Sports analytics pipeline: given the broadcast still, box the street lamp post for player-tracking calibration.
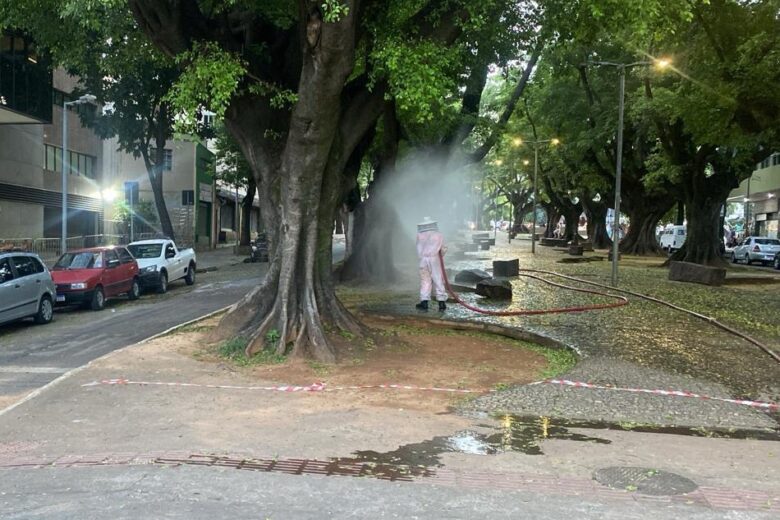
[512,138,559,254]
[61,93,96,255]
[588,58,669,286]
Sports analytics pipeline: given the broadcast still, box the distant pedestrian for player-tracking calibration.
[415,217,447,312]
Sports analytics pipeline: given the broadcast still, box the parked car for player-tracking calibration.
[127,239,196,294]
[660,225,686,252]
[0,252,55,326]
[732,237,780,266]
[51,246,140,310]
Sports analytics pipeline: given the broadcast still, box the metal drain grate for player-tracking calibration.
[154,454,433,482]
[593,466,698,496]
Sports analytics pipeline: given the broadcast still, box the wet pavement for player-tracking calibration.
[362,235,780,430]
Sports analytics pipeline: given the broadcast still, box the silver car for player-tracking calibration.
[0,252,56,326]
[732,237,780,266]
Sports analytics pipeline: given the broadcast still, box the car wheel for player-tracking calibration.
[91,286,105,311]
[128,277,141,300]
[185,263,196,285]
[746,255,752,265]
[774,256,780,270]
[731,252,738,264]
[33,296,53,324]
[157,271,168,294]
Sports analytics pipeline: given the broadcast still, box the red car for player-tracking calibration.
[51,246,141,310]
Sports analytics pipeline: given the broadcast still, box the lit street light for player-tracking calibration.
[61,93,96,255]
[511,137,560,254]
[587,58,670,286]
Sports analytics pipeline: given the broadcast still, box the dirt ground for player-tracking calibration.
[173,314,553,413]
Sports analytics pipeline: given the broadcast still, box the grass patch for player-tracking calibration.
[217,337,286,367]
[525,344,577,379]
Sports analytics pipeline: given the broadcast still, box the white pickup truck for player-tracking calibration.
[127,239,197,293]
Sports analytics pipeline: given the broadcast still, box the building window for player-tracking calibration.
[43,144,96,179]
[45,144,57,171]
[153,148,173,171]
[773,155,780,166]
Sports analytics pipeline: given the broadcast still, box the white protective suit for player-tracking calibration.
[416,229,447,302]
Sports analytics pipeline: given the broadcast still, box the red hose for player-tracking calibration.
[439,252,629,316]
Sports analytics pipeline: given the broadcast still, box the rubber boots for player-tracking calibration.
[415,300,429,311]
[438,301,447,312]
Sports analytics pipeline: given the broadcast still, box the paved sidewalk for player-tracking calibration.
[196,246,246,271]
[0,320,778,517]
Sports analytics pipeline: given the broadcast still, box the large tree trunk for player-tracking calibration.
[670,181,732,266]
[142,145,176,241]
[214,5,359,362]
[543,204,560,238]
[620,199,672,256]
[562,203,582,242]
[240,178,256,246]
[666,150,748,266]
[582,197,611,249]
[512,202,532,234]
[340,101,401,282]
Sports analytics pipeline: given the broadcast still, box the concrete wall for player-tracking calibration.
[0,200,42,238]
[0,123,44,188]
[0,69,104,238]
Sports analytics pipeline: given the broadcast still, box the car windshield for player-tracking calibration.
[755,238,780,245]
[128,244,163,258]
[54,252,103,269]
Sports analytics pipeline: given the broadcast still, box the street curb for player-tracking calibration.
[0,305,231,419]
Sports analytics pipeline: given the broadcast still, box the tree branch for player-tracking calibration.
[465,40,544,164]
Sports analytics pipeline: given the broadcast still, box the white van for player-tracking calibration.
[660,225,686,252]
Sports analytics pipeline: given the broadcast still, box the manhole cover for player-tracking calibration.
[593,466,698,496]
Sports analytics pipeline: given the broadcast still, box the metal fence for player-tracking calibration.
[0,234,125,262]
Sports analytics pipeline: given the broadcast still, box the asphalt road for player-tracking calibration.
[0,241,347,403]
[0,268,263,399]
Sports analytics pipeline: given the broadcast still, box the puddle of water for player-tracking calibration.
[335,415,780,476]
[335,416,612,475]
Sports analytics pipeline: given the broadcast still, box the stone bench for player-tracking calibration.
[455,269,492,284]
[493,259,519,277]
[668,261,726,287]
[476,279,513,300]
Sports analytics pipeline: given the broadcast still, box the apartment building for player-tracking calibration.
[102,137,216,248]
[1,30,217,251]
[1,31,105,244]
[728,152,780,238]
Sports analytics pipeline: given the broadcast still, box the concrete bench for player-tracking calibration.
[668,261,726,287]
[493,259,519,277]
[476,279,513,300]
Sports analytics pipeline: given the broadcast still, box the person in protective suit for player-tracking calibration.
[415,217,447,312]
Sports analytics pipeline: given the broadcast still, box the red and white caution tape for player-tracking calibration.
[537,379,780,410]
[82,379,485,394]
[83,378,780,410]
[82,379,328,393]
